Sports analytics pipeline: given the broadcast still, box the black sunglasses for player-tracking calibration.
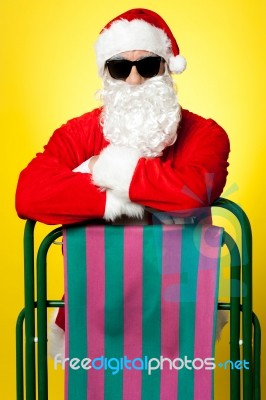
[105,56,164,80]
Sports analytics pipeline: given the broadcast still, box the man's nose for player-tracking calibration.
[125,66,145,85]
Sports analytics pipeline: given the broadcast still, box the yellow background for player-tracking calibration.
[1,0,265,398]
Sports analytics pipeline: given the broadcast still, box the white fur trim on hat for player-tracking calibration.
[95,19,175,76]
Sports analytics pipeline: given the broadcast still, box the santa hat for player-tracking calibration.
[95,8,187,77]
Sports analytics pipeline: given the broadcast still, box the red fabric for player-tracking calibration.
[103,8,181,56]
[55,295,65,330]
[16,108,108,225]
[16,108,230,225]
[130,110,230,214]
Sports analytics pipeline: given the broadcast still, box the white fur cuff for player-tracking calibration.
[92,144,141,198]
[104,189,144,221]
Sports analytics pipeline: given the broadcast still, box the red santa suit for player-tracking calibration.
[16,106,230,336]
[15,7,231,354]
[15,107,230,226]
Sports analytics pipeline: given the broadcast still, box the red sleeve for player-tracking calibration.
[16,110,108,225]
[129,110,230,215]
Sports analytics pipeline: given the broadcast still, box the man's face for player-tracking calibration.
[99,55,180,157]
[106,50,166,85]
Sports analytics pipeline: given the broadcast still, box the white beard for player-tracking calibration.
[98,74,181,158]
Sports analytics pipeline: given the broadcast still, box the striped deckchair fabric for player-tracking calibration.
[63,223,223,400]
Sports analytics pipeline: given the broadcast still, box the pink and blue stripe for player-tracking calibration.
[64,223,223,400]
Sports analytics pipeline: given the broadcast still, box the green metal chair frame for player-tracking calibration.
[16,198,261,399]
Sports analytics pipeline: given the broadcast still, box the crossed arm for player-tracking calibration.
[16,109,230,225]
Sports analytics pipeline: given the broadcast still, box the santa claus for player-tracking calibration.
[16,8,230,356]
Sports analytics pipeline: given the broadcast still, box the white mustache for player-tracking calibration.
[98,74,181,158]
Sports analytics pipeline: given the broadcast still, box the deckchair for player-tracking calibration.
[16,198,261,399]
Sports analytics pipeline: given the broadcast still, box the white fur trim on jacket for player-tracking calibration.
[47,309,65,359]
[92,144,141,198]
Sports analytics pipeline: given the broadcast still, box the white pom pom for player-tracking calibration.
[169,55,187,74]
